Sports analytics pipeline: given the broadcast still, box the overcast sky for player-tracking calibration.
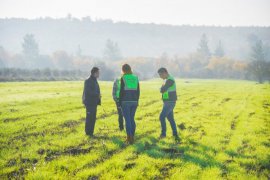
[0,0,269,26]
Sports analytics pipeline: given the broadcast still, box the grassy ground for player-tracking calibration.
[0,79,269,179]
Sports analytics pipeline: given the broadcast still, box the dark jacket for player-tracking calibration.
[160,79,177,102]
[82,75,101,106]
[119,75,140,103]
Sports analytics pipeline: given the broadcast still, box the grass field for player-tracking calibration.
[0,79,269,179]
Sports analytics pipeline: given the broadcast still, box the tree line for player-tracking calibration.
[0,32,269,82]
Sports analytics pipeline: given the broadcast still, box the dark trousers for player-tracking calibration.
[115,102,124,130]
[85,105,97,136]
[121,102,138,136]
[159,102,178,136]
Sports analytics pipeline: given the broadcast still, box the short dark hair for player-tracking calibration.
[91,67,99,75]
[122,64,132,74]
[158,67,168,74]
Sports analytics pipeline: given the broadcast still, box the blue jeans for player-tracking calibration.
[160,102,178,136]
[121,102,138,136]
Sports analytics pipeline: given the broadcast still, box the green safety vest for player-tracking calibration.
[115,77,121,99]
[162,75,176,100]
[122,74,139,90]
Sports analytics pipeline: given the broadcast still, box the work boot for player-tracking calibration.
[125,135,131,144]
[88,134,96,138]
[130,136,134,144]
[159,135,166,140]
[174,135,181,143]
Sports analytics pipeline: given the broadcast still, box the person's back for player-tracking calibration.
[119,64,140,144]
[119,73,140,103]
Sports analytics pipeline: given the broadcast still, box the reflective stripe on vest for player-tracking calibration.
[123,74,138,90]
[162,75,176,100]
[116,78,121,98]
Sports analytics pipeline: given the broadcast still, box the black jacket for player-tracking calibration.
[119,76,140,103]
[82,75,101,106]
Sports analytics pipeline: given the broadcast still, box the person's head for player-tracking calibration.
[91,67,100,78]
[122,64,132,74]
[157,67,169,79]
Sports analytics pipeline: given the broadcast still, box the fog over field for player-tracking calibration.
[0,17,269,59]
[1,0,270,81]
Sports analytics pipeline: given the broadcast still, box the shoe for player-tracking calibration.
[87,134,95,138]
[174,136,181,142]
[130,136,134,144]
[125,135,131,143]
[159,135,166,139]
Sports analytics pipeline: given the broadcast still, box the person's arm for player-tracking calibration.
[82,81,86,105]
[97,81,101,105]
[112,80,118,102]
[160,79,174,93]
[119,77,125,104]
[137,81,140,102]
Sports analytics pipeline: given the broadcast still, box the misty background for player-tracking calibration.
[0,0,270,82]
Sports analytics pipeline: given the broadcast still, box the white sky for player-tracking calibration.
[0,0,269,26]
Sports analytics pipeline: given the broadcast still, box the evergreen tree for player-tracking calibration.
[197,33,211,58]
[103,39,122,61]
[215,40,225,57]
[22,34,39,58]
[249,39,266,83]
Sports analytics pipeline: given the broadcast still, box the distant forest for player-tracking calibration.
[0,17,270,82]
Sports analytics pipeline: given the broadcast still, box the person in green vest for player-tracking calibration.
[112,76,124,131]
[158,67,180,142]
[119,64,140,144]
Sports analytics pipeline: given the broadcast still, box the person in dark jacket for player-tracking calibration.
[119,64,140,144]
[158,67,180,142]
[82,67,101,137]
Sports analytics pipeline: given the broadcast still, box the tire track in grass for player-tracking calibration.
[4,129,157,179]
[69,101,161,176]
[72,129,157,176]
[219,91,252,178]
[5,98,157,147]
[81,136,160,179]
[5,99,160,145]
[3,110,118,149]
[4,137,99,179]
[2,100,161,179]
[81,134,204,179]
[2,106,84,123]
[4,129,120,179]
[234,94,270,176]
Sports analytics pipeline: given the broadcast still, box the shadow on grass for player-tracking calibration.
[130,135,269,178]
[132,136,223,169]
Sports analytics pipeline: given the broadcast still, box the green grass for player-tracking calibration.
[0,79,269,179]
